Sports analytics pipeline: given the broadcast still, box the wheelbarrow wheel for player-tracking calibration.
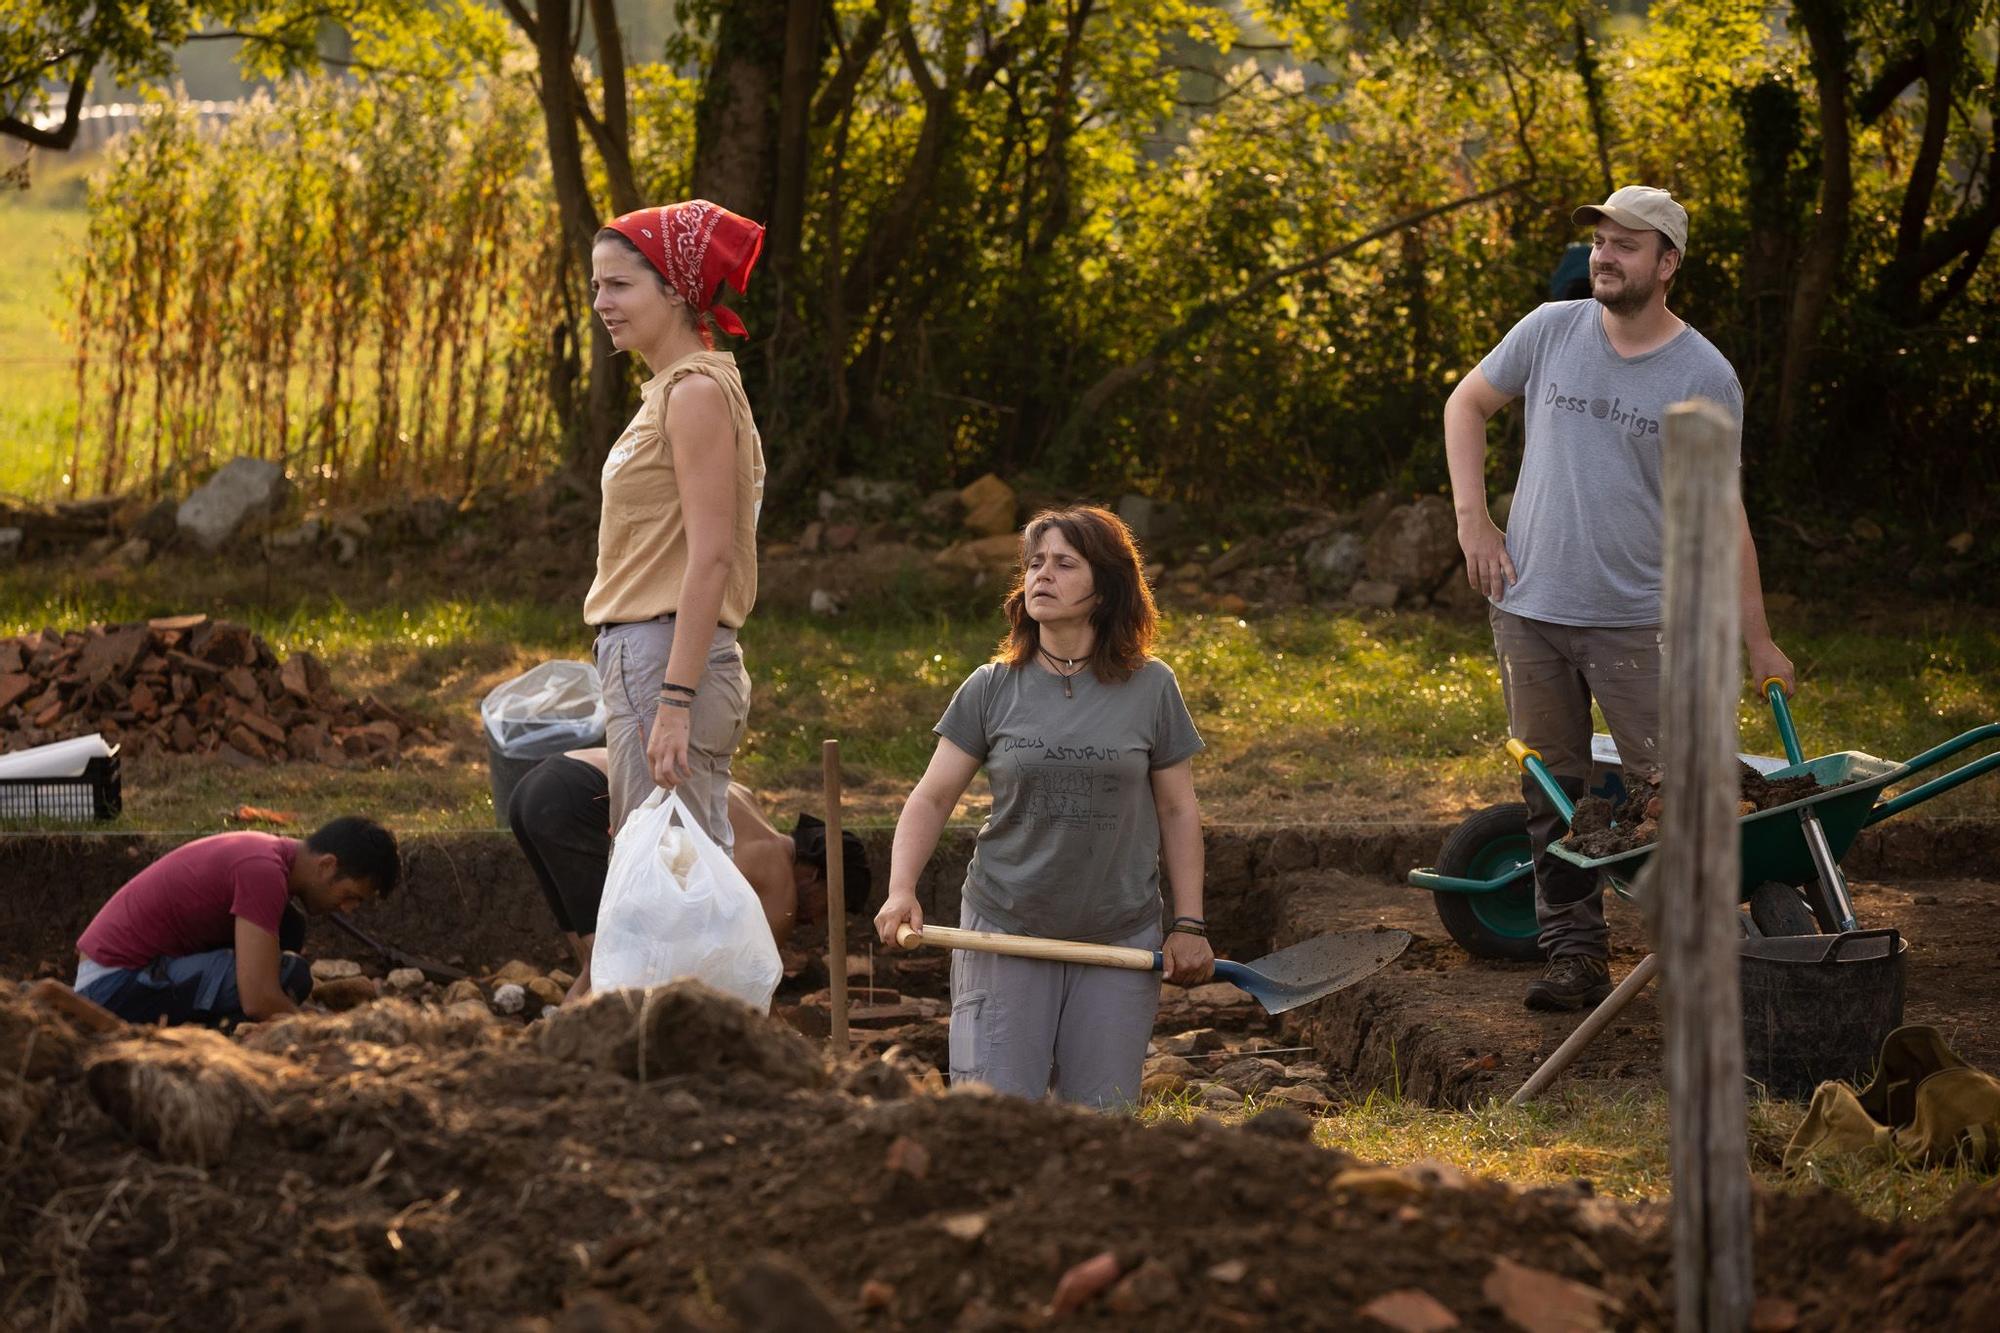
[1748,881,1818,938]
[1431,803,1545,963]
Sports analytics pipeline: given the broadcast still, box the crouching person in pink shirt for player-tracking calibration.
[72,817,400,1028]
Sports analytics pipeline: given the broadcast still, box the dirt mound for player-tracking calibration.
[0,616,434,766]
[1565,761,1836,859]
[2,980,1996,1331]
[84,1027,291,1166]
[537,984,827,1089]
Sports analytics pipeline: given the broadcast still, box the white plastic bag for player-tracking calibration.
[590,788,782,1012]
[480,660,608,758]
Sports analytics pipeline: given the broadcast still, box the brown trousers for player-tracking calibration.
[1489,605,1662,959]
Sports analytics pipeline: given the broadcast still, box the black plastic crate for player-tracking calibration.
[0,751,123,822]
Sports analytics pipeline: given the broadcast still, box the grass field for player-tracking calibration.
[2,554,1995,833]
[1141,1082,1985,1223]
[0,159,91,500]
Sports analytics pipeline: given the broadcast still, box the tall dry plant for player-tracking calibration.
[67,79,567,503]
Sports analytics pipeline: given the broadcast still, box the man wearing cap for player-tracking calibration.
[1443,185,1796,1011]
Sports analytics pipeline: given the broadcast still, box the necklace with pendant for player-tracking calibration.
[1037,644,1091,698]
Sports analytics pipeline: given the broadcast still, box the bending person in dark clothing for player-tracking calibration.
[506,748,871,993]
[73,817,401,1028]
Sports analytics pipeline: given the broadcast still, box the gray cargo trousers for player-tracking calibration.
[594,616,751,855]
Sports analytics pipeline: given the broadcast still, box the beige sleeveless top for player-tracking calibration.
[583,349,766,628]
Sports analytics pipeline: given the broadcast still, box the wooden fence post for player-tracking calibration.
[822,739,850,1052]
[1659,398,1753,1331]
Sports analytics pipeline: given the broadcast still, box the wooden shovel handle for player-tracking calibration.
[896,923,1159,972]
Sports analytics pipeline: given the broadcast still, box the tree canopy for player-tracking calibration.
[30,0,2000,527]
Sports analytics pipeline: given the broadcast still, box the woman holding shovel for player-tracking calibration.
[874,505,1213,1108]
[583,200,766,855]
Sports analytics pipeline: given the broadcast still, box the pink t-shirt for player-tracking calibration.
[77,832,298,968]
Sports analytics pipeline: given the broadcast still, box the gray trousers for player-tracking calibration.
[595,617,750,856]
[1490,605,1662,960]
[949,903,1163,1110]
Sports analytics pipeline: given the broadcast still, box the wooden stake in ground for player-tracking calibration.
[822,739,850,1051]
[1658,398,1753,1331]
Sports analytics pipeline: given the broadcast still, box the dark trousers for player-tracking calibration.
[507,755,612,936]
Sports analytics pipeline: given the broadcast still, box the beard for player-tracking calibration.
[1592,267,1658,315]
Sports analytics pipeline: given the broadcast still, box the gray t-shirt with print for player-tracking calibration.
[1479,299,1742,627]
[935,658,1204,944]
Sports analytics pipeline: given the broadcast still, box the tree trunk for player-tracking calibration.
[1573,16,1614,198]
[586,0,640,214]
[0,61,91,150]
[1735,77,1806,422]
[766,0,824,282]
[691,2,789,218]
[503,0,631,473]
[1873,12,1999,325]
[1777,0,1852,445]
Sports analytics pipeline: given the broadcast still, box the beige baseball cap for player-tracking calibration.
[1572,185,1688,254]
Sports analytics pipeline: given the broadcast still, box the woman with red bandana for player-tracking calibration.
[581,201,768,901]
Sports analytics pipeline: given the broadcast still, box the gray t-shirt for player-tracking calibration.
[1478,299,1742,627]
[935,658,1204,944]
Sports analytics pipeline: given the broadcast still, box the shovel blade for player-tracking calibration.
[1216,927,1412,1014]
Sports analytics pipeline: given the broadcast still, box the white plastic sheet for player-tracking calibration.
[480,660,608,757]
[0,734,115,779]
[590,789,782,1013]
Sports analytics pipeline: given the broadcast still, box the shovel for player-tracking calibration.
[895,923,1411,1015]
[328,912,470,985]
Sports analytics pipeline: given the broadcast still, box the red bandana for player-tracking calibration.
[605,200,765,338]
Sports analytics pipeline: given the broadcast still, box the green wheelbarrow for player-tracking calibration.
[1409,683,2000,960]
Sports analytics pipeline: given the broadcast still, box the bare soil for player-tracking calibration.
[1280,870,2000,1108]
[5,979,1997,1333]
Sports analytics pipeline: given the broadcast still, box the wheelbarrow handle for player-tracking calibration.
[1867,722,2000,826]
[1506,738,1575,824]
[1764,679,1805,766]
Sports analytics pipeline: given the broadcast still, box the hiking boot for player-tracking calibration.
[1525,955,1613,1012]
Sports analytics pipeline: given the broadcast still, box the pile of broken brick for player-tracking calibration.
[0,616,433,766]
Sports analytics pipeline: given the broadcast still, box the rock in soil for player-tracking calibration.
[1197,1082,1245,1108]
[1213,1056,1286,1095]
[1359,1288,1461,1332]
[310,976,379,1011]
[1156,1027,1225,1056]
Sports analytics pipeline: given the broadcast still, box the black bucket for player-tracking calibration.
[487,743,551,830]
[1740,928,1906,1100]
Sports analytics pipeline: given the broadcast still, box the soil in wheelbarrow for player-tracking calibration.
[6,979,1999,1333]
[1562,761,1834,859]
